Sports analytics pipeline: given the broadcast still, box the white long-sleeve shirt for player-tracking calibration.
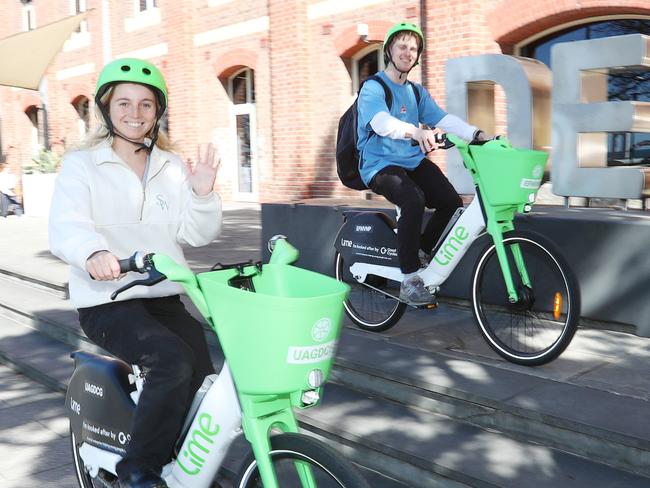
[369,112,477,142]
[49,142,222,308]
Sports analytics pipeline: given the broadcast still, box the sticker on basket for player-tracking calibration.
[532,165,544,179]
[311,318,332,342]
[287,340,337,364]
[520,178,542,189]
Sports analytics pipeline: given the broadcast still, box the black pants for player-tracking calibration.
[78,295,215,479]
[0,192,20,217]
[369,159,463,274]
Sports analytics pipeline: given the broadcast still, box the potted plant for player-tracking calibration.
[22,148,61,217]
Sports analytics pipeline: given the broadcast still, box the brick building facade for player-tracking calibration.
[0,0,649,203]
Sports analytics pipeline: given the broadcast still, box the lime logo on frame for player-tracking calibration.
[177,413,221,476]
[433,226,470,266]
[311,318,332,342]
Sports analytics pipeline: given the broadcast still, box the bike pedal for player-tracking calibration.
[96,470,118,488]
[418,301,438,310]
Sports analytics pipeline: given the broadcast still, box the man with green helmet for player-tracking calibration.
[49,58,222,488]
[357,22,490,305]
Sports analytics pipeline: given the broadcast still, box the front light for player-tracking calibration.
[308,369,324,388]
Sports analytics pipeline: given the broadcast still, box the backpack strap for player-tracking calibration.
[361,74,393,110]
[408,81,421,107]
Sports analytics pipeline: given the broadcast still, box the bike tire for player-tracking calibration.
[235,433,371,488]
[471,230,580,366]
[334,251,406,332]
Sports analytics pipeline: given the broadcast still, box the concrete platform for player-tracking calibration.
[261,198,650,336]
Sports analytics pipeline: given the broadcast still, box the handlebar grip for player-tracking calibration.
[118,257,135,274]
[410,133,453,149]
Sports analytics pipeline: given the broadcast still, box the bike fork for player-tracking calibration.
[489,226,531,303]
[240,395,317,488]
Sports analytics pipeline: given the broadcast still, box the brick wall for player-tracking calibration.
[0,0,648,202]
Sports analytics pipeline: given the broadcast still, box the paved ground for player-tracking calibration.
[0,364,77,488]
[2,203,650,487]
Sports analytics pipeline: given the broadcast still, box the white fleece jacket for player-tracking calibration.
[49,142,222,308]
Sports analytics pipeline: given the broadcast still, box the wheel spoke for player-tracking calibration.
[335,253,405,331]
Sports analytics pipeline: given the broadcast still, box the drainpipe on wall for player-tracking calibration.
[102,0,111,64]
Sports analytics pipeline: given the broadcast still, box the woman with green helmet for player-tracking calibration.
[49,58,222,488]
[357,23,491,305]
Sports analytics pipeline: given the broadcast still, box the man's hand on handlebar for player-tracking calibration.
[86,251,125,281]
[411,127,445,154]
[472,129,493,143]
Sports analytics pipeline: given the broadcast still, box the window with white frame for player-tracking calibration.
[228,68,256,195]
[72,0,88,33]
[139,0,159,11]
[22,5,36,31]
[126,0,161,31]
[351,44,384,94]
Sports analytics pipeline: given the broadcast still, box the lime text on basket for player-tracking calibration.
[287,340,337,364]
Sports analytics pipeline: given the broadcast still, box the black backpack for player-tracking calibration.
[335,75,421,190]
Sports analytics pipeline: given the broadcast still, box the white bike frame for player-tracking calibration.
[77,363,243,488]
[349,197,486,293]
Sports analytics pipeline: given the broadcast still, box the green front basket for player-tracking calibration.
[197,264,349,395]
[468,141,548,207]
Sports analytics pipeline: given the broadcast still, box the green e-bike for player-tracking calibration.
[68,237,370,488]
[335,135,580,366]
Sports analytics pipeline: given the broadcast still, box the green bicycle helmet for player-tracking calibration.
[95,58,168,151]
[383,22,425,68]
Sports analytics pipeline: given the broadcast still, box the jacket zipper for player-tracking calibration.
[139,160,168,221]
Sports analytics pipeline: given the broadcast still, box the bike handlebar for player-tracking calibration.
[109,252,163,301]
[410,132,494,149]
[118,251,154,274]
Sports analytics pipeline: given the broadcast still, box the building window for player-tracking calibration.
[22,5,36,31]
[126,0,161,31]
[72,0,88,33]
[351,44,384,94]
[520,19,650,167]
[25,106,43,157]
[72,96,89,139]
[228,68,256,195]
[139,0,158,12]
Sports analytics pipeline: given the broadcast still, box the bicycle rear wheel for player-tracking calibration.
[471,231,580,366]
[236,433,370,488]
[334,251,406,332]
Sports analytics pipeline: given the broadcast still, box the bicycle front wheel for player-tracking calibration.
[471,231,580,366]
[334,251,406,332]
[236,433,370,488]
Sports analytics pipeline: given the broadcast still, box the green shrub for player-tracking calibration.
[24,149,61,174]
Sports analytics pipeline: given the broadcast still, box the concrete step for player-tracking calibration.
[2,270,650,486]
[3,312,649,488]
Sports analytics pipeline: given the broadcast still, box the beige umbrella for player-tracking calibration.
[0,11,89,90]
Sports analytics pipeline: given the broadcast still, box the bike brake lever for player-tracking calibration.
[110,268,167,301]
[410,133,454,149]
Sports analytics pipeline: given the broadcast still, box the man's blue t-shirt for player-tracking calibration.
[356,71,447,186]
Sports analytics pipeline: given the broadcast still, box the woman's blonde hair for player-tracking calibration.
[76,84,175,152]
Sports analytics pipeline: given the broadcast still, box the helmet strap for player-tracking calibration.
[95,85,163,154]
